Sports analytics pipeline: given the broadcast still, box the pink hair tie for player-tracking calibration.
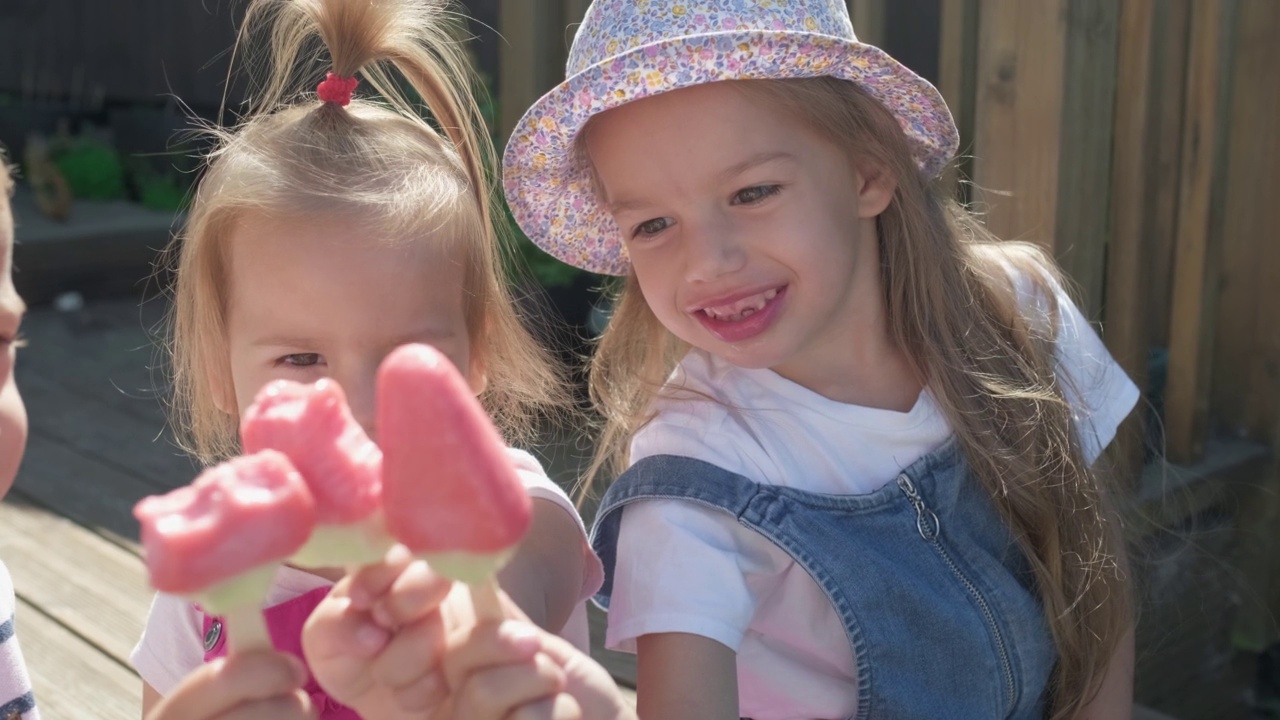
[317,72,359,106]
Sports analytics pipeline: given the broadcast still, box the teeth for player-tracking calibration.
[701,289,777,321]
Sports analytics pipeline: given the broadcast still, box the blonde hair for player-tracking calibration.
[583,77,1130,719]
[163,0,566,463]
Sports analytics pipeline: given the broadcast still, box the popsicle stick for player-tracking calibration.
[469,576,506,624]
[224,605,273,654]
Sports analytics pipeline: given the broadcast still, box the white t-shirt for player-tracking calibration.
[607,271,1141,720]
[133,447,604,695]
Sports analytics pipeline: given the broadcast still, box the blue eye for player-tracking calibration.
[733,185,781,205]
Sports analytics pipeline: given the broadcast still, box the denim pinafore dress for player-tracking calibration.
[591,442,1056,719]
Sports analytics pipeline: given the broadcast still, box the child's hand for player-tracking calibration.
[443,619,637,720]
[301,544,455,720]
[145,650,315,720]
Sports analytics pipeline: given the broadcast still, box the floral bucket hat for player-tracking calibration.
[501,0,958,276]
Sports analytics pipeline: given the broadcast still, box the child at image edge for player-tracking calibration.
[497,1,1140,719]
[128,1,604,718]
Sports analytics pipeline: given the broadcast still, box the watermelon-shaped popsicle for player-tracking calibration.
[241,379,390,567]
[377,344,532,618]
[134,450,315,652]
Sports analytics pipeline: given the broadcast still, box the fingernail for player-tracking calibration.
[499,621,542,656]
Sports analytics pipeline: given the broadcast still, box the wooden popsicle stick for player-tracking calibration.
[469,576,507,624]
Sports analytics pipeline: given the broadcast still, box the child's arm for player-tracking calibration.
[143,650,313,720]
[636,632,738,720]
[1076,625,1134,719]
[496,498,587,632]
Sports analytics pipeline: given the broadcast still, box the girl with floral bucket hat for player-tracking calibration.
[503,1,1138,719]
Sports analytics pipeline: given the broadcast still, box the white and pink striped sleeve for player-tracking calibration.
[0,562,37,719]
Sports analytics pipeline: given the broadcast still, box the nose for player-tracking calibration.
[683,214,746,284]
[339,369,378,443]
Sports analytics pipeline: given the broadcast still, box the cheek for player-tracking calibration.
[0,378,28,497]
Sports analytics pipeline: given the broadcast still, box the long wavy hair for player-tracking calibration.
[582,77,1131,719]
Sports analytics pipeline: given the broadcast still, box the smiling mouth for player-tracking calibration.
[699,288,780,322]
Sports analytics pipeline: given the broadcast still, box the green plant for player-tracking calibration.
[136,171,190,212]
[51,135,127,201]
[126,156,191,212]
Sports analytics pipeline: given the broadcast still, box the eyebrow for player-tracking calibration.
[605,150,796,215]
[716,150,796,182]
[251,328,457,349]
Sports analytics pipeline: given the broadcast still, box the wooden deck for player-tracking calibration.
[0,297,634,719]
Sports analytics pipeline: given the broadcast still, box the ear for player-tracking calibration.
[208,363,238,417]
[467,349,488,397]
[855,162,897,219]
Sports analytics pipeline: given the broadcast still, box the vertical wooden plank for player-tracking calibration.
[971,0,1020,227]
[1104,0,1158,484]
[1053,0,1120,319]
[971,0,1067,248]
[498,0,562,141]
[1144,0,1192,348]
[937,0,979,199]
[1164,0,1233,465]
[1012,0,1067,251]
[849,0,887,48]
[1212,0,1280,440]
[1239,0,1280,441]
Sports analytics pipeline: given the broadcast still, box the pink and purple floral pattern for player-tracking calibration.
[502,0,958,276]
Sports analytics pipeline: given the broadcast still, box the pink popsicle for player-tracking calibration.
[134,450,315,651]
[377,344,531,619]
[377,344,532,558]
[242,379,389,566]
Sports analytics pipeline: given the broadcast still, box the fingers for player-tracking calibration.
[370,555,454,628]
[345,544,417,610]
[369,610,447,691]
[301,591,391,667]
[442,620,544,692]
[147,651,311,720]
[448,651,568,720]
[215,693,316,720]
[507,695,584,720]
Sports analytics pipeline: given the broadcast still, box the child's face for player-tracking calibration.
[585,81,895,391]
[0,193,28,501]
[219,211,480,441]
